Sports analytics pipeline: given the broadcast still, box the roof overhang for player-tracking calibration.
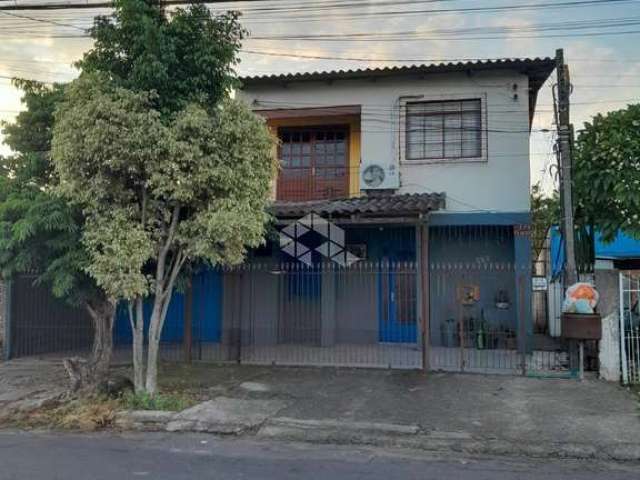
[254,104,361,120]
[241,58,556,129]
[270,192,446,225]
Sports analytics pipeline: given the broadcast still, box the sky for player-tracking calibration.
[1,0,640,195]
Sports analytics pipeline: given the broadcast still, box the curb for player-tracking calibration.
[259,420,640,462]
[114,410,640,462]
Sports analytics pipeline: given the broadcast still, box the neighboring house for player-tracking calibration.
[535,227,640,382]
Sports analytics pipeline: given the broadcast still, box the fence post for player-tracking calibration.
[183,278,193,364]
[619,271,630,385]
[514,224,532,375]
[235,270,243,364]
[2,280,11,361]
[419,223,430,372]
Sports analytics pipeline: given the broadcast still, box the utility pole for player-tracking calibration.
[555,48,578,286]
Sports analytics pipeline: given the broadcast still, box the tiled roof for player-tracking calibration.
[240,58,555,86]
[271,192,446,219]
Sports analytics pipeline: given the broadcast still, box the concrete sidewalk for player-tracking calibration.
[129,363,640,460]
[0,359,67,418]
[2,360,640,460]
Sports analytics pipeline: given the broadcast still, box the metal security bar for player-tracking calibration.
[229,261,422,369]
[429,261,570,375]
[621,270,640,384]
[8,261,571,377]
[429,261,523,374]
[8,275,93,359]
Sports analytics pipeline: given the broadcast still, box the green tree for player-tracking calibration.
[574,104,640,242]
[52,72,276,394]
[78,0,244,116]
[0,80,116,391]
[530,183,560,260]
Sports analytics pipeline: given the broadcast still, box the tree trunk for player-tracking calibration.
[145,297,165,395]
[63,299,116,393]
[130,298,146,393]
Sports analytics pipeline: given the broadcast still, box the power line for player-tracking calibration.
[0,10,85,30]
[239,0,639,23]
[0,0,292,11]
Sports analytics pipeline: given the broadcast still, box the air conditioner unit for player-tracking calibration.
[360,163,400,190]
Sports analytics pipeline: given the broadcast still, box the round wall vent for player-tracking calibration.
[362,165,385,188]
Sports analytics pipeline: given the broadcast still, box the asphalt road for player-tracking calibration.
[0,431,638,480]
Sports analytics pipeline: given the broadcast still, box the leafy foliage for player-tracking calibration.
[52,0,275,394]
[0,81,101,306]
[78,0,245,116]
[1,79,65,175]
[52,74,277,301]
[574,104,640,242]
[530,183,560,259]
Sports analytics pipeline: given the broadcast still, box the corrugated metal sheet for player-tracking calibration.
[240,58,556,87]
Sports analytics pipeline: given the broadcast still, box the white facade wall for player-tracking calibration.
[240,69,532,214]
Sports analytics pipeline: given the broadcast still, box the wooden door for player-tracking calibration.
[277,127,349,201]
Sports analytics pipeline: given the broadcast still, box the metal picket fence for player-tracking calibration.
[6,262,571,377]
[621,270,640,384]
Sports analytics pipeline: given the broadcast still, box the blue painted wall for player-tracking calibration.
[429,225,518,347]
[113,269,223,345]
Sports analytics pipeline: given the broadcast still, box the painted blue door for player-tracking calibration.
[378,264,417,343]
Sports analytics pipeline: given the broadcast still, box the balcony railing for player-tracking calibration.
[276,165,352,202]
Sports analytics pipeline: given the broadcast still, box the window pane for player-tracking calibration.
[461,99,481,112]
[461,110,481,157]
[407,102,426,114]
[423,116,443,158]
[407,140,423,159]
[444,113,462,157]
[406,113,426,159]
[442,101,461,113]
[405,99,481,160]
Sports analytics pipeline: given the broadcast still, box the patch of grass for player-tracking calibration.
[7,396,120,431]
[119,391,194,412]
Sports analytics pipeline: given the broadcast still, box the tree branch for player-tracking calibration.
[127,301,135,334]
[85,302,98,322]
[155,204,181,295]
[140,188,148,227]
[157,249,187,337]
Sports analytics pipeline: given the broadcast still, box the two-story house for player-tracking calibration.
[233,58,556,370]
[107,58,560,373]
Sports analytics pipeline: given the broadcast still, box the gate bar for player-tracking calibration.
[620,272,630,385]
[419,222,430,372]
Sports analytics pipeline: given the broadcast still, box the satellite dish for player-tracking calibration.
[362,165,385,188]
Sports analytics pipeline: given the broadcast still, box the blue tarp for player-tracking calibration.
[550,227,640,276]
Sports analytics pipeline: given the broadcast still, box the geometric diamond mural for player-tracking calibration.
[279,213,360,267]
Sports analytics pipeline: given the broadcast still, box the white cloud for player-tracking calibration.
[1,4,638,195]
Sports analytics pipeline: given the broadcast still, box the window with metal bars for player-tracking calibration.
[405,99,482,160]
